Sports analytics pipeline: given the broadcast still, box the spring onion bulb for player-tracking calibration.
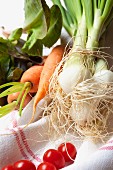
[58,54,91,93]
[69,58,113,130]
[93,59,113,83]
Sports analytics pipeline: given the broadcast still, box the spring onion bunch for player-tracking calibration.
[45,0,113,138]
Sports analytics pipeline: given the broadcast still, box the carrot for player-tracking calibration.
[7,92,32,109]
[20,65,44,93]
[33,45,65,113]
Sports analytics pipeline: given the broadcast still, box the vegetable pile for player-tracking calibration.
[0,0,113,141]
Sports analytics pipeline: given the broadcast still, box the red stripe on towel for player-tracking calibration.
[99,145,113,150]
[11,129,29,159]
[18,127,42,162]
[10,111,41,162]
[10,113,29,159]
[108,140,113,144]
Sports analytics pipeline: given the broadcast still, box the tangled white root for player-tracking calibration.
[43,47,113,141]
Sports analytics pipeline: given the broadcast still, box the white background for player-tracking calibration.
[0,0,24,30]
[0,0,52,31]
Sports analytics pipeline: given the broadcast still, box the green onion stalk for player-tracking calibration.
[52,0,113,94]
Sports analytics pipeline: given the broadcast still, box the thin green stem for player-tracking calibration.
[102,0,113,22]
[0,84,24,98]
[52,0,75,36]
[64,0,82,23]
[98,0,101,8]
[82,0,93,31]
[99,8,113,38]
[86,2,113,49]
[0,101,17,118]
[100,0,106,14]
[93,0,98,12]
[19,87,30,116]
[102,8,113,34]
[73,12,87,50]
[86,8,103,49]
[0,82,23,89]
[16,81,31,106]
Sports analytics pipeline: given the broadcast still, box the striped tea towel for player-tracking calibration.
[0,97,113,170]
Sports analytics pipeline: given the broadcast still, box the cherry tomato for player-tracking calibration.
[58,142,77,162]
[43,149,65,169]
[13,160,36,170]
[2,165,15,170]
[37,162,57,170]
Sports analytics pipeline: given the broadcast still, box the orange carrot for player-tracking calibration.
[20,65,44,93]
[7,92,32,109]
[33,45,65,112]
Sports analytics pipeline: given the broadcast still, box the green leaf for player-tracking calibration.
[7,67,23,81]
[24,9,47,39]
[24,0,47,32]
[22,32,43,56]
[0,38,17,84]
[0,37,8,44]
[23,0,48,38]
[0,43,8,54]
[0,37,10,54]
[23,0,62,56]
[52,0,75,36]
[22,0,50,55]
[8,28,23,42]
[42,5,62,48]
[41,0,51,29]
[0,54,11,84]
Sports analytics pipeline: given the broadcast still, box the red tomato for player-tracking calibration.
[43,149,65,169]
[37,162,57,170]
[2,165,15,170]
[13,160,36,170]
[58,142,77,162]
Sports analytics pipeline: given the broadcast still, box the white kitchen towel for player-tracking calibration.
[0,97,113,170]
